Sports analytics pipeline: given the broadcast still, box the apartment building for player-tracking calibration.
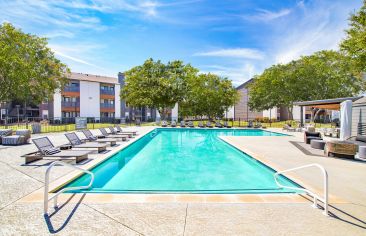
[233,79,312,121]
[233,79,263,120]
[41,72,121,120]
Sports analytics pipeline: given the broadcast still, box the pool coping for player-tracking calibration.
[19,127,347,204]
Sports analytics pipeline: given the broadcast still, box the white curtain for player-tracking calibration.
[340,100,353,140]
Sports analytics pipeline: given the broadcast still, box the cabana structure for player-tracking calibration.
[351,96,366,136]
[294,96,363,140]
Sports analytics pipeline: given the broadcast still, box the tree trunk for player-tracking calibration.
[314,109,323,123]
[158,107,167,121]
[288,106,293,120]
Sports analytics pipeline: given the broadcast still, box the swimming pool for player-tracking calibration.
[65,128,300,194]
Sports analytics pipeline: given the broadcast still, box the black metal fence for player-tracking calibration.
[0,116,153,133]
[0,116,336,134]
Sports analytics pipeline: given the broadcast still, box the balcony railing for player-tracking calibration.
[100,89,115,95]
[63,86,80,92]
[61,101,80,108]
[100,103,114,108]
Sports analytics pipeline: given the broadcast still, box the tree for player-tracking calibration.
[340,0,366,74]
[179,73,239,120]
[248,50,366,119]
[0,23,69,105]
[121,58,198,120]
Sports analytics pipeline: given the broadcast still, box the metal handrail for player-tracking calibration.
[44,161,94,215]
[274,163,328,216]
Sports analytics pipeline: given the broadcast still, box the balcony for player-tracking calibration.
[62,101,80,108]
[100,103,114,108]
[63,86,80,92]
[100,89,115,95]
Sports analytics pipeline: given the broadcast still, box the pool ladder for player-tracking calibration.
[44,161,94,215]
[274,163,328,216]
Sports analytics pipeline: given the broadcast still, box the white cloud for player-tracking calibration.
[48,43,108,72]
[200,63,257,86]
[194,48,265,60]
[243,8,292,22]
[272,0,353,64]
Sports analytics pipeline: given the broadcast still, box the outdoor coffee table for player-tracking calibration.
[310,139,326,150]
[324,140,357,159]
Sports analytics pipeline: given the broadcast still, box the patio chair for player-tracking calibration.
[99,128,128,141]
[0,129,13,144]
[171,121,177,127]
[2,129,31,146]
[65,132,107,153]
[206,121,213,128]
[108,126,133,138]
[188,121,195,128]
[224,121,232,128]
[115,125,138,136]
[82,129,118,146]
[26,137,91,164]
[198,121,205,128]
[161,120,168,127]
[283,124,296,132]
[215,121,223,128]
[180,120,186,128]
[304,131,322,144]
[254,122,262,128]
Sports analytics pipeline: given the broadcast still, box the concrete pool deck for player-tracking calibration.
[0,127,365,235]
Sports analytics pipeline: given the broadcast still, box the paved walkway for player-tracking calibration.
[0,127,365,235]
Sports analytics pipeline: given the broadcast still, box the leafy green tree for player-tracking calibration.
[249,50,365,119]
[121,58,198,120]
[0,23,69,104]
[340,0,366,74]
[179,73,239,120]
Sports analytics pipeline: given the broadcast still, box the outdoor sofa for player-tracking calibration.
[0,129,13,144]
[345,135,366,150]
[24,137,91,164]
[2,129,31,146]
[65,132,107,153]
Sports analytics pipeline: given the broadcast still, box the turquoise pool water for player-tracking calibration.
[65,128,300,194]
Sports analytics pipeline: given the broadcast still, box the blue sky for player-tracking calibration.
[0,0,362,85]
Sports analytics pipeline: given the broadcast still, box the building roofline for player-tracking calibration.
[293,96,363,106]
[236,78,254,90]
[68,72,119,84]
